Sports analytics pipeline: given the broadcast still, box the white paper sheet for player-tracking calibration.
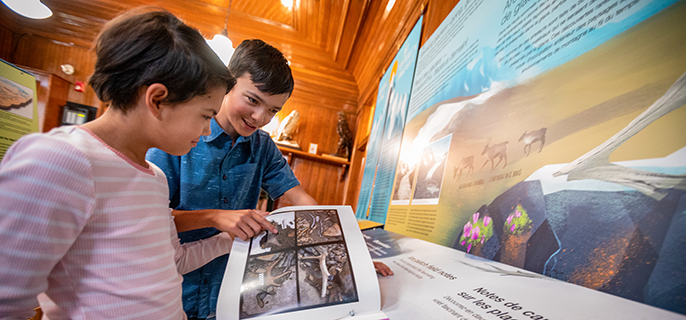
[217,206,387,320]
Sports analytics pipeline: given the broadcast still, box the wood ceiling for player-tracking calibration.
[0,0,439,113]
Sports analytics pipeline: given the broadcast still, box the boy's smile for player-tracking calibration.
[216,74,289,142]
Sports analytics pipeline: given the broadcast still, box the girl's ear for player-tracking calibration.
[145,83,169,118]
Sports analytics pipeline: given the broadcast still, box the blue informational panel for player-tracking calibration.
[355,16,423,223]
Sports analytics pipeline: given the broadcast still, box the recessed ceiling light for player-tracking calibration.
[1,0,52,19]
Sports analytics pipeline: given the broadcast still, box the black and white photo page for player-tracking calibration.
[217,206,387,320]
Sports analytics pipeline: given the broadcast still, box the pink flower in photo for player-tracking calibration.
[467,243,472,253]
[463,222,472,235]
[515,210,522,218]
[506,214,513,225]
[471,227,480,240]
[481,237,485,244]
[461,240,466,246]
[483,216,492,226]
[472,212,480,224]
[510,224,516,232]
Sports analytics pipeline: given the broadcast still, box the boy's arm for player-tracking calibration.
[281,185,318,205]
[171,185,314,239]
[172,208,277,241]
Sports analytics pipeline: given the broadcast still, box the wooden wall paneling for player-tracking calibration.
[351,0,426,110]
[230,0,293,27]
[319,0,346,54]
[330,0,351,60]
[1,0,112,49]
[277,100,357,159]
[0,24,14,61]
[342,98,374,208]
[345,0,385,82]
[278,159,347,208]
[335,0,370,68]
[287,53,359,113]
[1,0,362,112]
[12,35,101,109]
[273,98,356,207]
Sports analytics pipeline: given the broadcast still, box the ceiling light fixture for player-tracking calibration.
[1,0,52,19]
[281,0,294,9]
[206,0,234,66]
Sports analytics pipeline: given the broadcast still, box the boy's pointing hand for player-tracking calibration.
[214,209,278,241]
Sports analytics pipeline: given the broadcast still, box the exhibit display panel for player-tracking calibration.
[377,0,685,314]
[0,60,39,162]
[356,16,423,223]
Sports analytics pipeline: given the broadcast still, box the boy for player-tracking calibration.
[146,39,317,319]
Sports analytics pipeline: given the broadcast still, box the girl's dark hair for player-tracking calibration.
[89,8,236,111]
[229,39,294,96]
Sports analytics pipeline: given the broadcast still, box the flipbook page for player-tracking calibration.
[216,206,387,320]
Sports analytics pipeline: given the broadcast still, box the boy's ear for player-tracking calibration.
[145,84,169,118]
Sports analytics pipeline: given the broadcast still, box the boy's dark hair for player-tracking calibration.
[229,39,294,96]
[89,8,236,112]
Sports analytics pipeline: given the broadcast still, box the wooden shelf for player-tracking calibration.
[277,146,350,167]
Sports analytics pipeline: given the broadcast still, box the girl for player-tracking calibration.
[0,8,249,319]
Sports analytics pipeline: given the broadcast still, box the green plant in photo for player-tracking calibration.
[459,211,494,253]
[504,204,532,235]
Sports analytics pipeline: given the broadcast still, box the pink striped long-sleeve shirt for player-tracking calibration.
[0,126,232,320]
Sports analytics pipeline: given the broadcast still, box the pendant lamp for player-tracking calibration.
[207,0,234,66]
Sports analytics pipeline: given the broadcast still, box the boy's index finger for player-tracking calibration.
[254,210,270,217]
[252,211,278,234]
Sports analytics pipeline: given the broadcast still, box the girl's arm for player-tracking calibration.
[169,215,234,275]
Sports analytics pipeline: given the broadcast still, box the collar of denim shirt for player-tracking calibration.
[203,117,252,145]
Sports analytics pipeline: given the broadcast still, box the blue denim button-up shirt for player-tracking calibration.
[146,118,299,319]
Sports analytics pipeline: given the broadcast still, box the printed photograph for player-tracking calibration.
[0,75,34,119]
[240,251,298,318]
[238,209,360,317]
[296,210,343,246]
[391,159,415,203]
[250,211,296,256]
[297,243,358,307]
[412,134,452,204]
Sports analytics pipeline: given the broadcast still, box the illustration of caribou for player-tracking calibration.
[480,139,508,171]
[519,128,547,156]
[453,155,474,180]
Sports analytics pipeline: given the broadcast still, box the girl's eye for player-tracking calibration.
[204,116,212,120]
[248,97,257,104]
